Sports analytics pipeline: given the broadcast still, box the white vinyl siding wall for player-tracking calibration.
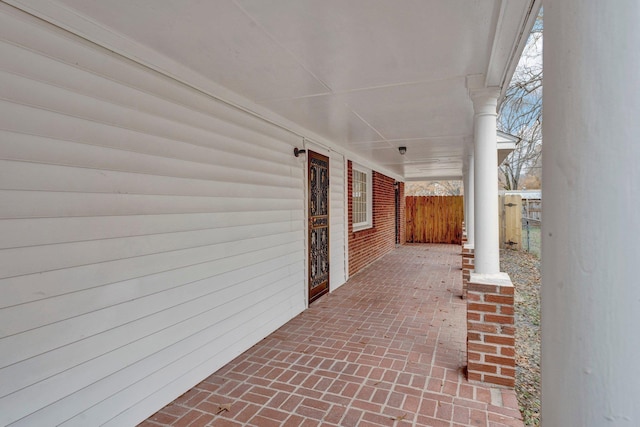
[0,6,305,426]
[329,151,347,289]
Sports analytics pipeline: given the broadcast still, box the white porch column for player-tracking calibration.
[463,165,467,227]
[543,1,640,424]
[471,89,500,274]
[463,147,475,246]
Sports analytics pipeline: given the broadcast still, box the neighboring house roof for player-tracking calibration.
[497,131,520,166]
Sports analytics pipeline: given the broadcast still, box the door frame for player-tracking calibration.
[306,149,330,304]
[395,182,400,245]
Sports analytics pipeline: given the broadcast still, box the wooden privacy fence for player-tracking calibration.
[406,196,463,244]
[499,194,523,250]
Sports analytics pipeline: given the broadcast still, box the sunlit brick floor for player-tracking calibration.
[141,244,523,427]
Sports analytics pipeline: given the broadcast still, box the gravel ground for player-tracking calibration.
[500,249,541,426]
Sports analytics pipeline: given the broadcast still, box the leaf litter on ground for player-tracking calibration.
[500,249,541,427]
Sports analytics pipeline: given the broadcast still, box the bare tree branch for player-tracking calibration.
[405,181,463,196]
[498,10,543,190]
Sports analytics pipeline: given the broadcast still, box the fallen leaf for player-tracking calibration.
[216,403,232,415]
[390,413,408,422]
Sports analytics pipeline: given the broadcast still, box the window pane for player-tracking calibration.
[353,169,367,225]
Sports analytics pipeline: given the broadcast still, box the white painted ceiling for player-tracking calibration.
[49,0,537,180]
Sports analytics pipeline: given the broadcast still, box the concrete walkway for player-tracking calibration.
[141,244,523,427]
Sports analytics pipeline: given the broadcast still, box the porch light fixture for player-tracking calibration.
[398,146,407,155]
[293,147,306,157]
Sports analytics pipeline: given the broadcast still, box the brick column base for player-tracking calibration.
[467,272,515,388]
[461,244,474,299]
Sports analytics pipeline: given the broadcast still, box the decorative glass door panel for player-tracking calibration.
[308,151,329,303]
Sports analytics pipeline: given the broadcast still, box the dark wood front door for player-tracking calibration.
[308,151,329,303]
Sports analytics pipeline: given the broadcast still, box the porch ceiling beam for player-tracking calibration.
[486,0,543,94]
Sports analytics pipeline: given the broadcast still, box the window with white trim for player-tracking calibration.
[352,164,372,230]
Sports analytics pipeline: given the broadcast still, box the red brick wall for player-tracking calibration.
[348,161,405,276]
[462,246,474,299]
[467,280,516,387]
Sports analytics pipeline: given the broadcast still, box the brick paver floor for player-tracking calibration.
[142,244,523,427]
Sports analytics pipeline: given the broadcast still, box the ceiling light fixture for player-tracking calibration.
[398,146,407,155]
